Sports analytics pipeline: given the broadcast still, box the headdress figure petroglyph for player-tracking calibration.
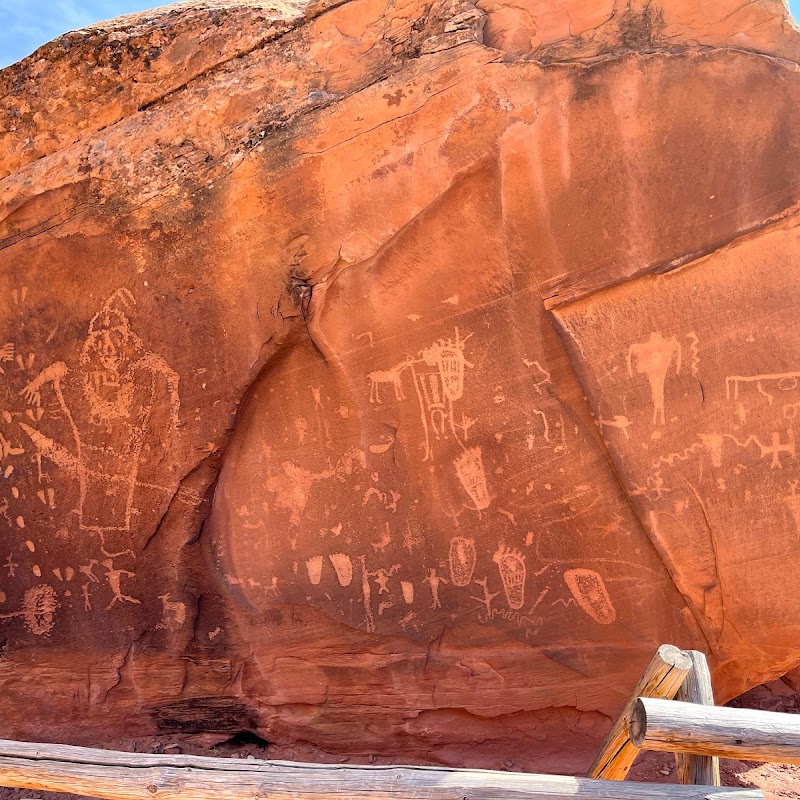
[627,332,681,426]
[492,545,526,610]
[448,536,477,587]
[563,568,616,625]
[18,289,180,541]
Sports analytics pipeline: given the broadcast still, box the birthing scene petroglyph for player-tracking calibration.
[3,0,800,781]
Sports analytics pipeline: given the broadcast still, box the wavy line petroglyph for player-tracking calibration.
[17,289,180,539]
[627,332,682,426]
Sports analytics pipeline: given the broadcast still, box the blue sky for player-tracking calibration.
[0,0,799,68]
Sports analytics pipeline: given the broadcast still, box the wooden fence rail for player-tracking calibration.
[0,739,765,800]
[631,697,800,765]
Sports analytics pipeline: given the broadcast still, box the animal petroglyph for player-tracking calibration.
[266,448,366,527]
[448,537,477,587]
[628,332,682,425]
[329,553,353,587]
[0,584,58,635]
[492,545,526,610]
[563,568,616,625]
[157,594,187,630]
[19,289,180,536]
[368,357,415,404]
[306,555,324,585]
[455,447,491,511]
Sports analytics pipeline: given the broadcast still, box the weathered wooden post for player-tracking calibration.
[588,644,692,780]
[675,650,721,786]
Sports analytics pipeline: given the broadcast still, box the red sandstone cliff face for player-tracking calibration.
[0,0,799,772]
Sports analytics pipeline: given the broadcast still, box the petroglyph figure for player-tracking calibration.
[19,289,180,537]
[103,559,140,609]
[0,584,58,635]
[563,568,616,625]
[448,536,477,587]
[470,576,500,615]
[266,448,366,527]
[400,580,414,604]
[492,545,526,610]
[455,447,491,510]
[368,357,415,403]
[329,553,353,587]
[627,332,681,425]
[306,555,324,585]
[157,594,187,630]
[421,330,473,403]
[424,568,448,609]
[727,371,800,407]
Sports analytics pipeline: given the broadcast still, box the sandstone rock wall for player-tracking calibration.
[0,0,799,772]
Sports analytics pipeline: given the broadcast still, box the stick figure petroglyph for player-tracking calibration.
[627,332,682,425]
[18,290,180,540]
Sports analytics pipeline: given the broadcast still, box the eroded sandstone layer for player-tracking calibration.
[1,0,799,772]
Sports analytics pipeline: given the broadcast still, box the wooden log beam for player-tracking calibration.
[631,697,800,765]
[675,651,721,786]
[587,644,693,780]
[0,738,764,800]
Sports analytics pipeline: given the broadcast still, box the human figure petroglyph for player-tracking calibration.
[82,583,92,612]
[448,537,477,587]
[627,332,682,425]
[0,584,57,635]
[563,568,616,625]
[19,289,180,540]
[329,553,353,587]
[4,554,18,577]
[103,559,140,609]
[373,565,400,595]
[493,545,526,610]
[368,356,415,404]
[424,568,448,609]
[455,447,491,511]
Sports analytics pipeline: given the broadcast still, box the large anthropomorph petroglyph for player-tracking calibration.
[18,289,180,551]
[1,0,800,774]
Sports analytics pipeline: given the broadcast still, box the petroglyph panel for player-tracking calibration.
[553,222,800,664]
